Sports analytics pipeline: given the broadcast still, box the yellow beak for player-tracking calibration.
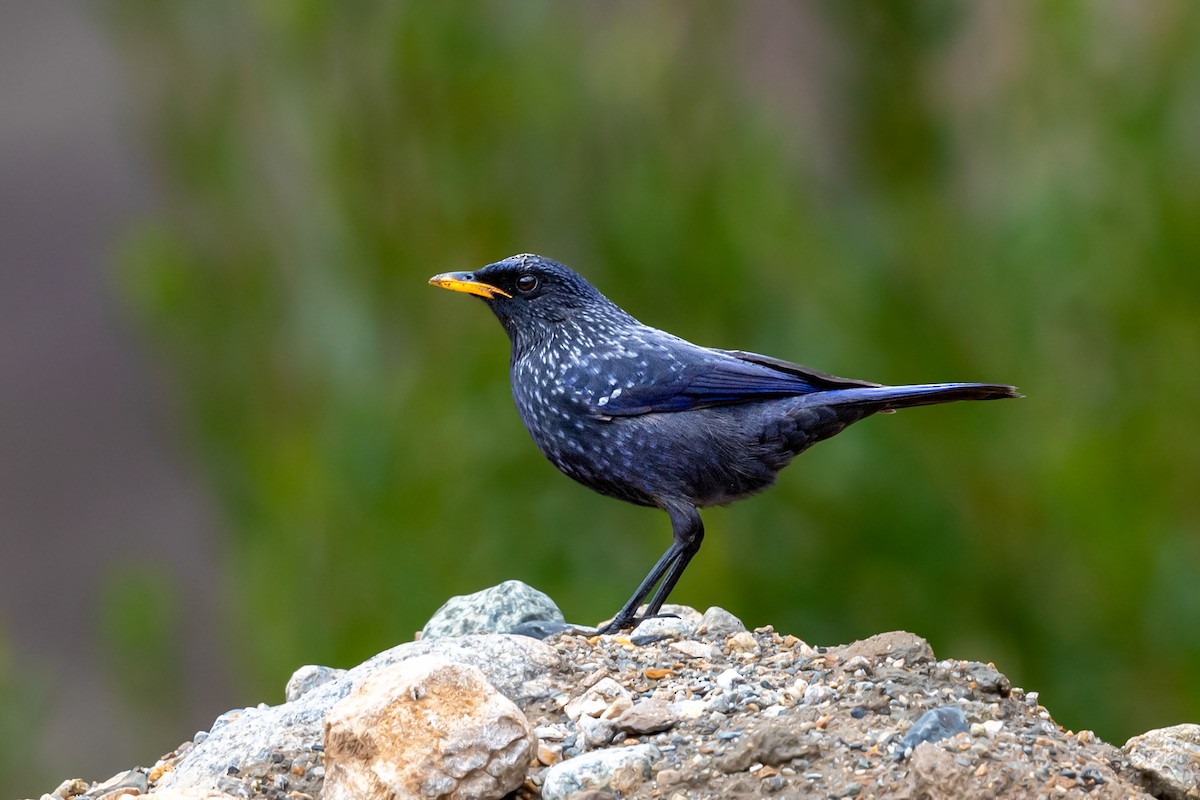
[428,272,511,300]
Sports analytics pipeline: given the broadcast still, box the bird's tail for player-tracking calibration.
[810,382,1020,413]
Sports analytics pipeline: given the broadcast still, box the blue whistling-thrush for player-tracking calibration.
[430,254,1018,633]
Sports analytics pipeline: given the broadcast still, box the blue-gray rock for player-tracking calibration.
[541,745,660,800]
[901,706,970,752]
[421,580,565,639]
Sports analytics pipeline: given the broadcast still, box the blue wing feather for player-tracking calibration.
[592,347,876,417]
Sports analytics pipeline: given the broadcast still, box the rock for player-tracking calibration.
[902,706,969,751]
[717,717,821,772]
[129,792,240,800]
[323,655,534,800]
[832,631,935,666]
[577,714,617,749]
[564,676,632,721]
[631,615,697,639]
[28,585,1178,799]
[285,664,345,702]
[699,606,747,636]
[668,639,716,660]
[538,741,564,766]
[716,667,744,692]
[614,700,678,735]
[1124,723,1200,800]
[600,604,702,638]
[158,633,557,792]
[902,741,974,799]
[509,619,574,639]
[83,768,147,800]
[962,662,1011,697]
[420,580,564,639]
[541,745,660,800]
[671,698,708,720]
[726,631,760,654]
[46,778,87,799]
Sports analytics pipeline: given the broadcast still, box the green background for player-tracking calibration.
[9,1,1200,792]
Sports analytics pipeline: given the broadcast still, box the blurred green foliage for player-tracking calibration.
[98,565,185,724]
[0,631,46,790]
[108,0,1200,743]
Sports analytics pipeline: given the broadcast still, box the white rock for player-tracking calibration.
[668,640,715,659]
[632,615,696,638]
[541,744,661,800]
[564,676,632,721]
[535,723,571,740]
[716,668,744,692]
[323,655,534,800]
[672,699,709,720]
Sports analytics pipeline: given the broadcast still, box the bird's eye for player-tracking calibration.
[516,274,539,293]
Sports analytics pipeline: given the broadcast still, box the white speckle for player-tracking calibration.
[598,396,609,406]
[611,387,622,398]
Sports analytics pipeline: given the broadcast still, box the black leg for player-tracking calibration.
[643,505,704,617]
[595,505,704,634]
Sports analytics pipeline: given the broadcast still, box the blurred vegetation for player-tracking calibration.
[0,631,46,790]
[105,0,1200,745]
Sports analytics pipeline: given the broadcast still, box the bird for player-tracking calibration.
[429,254,1018,633]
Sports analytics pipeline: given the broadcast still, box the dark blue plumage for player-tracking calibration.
[430,254,1018,632]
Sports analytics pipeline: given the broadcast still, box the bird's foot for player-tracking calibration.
[592,611,680,636]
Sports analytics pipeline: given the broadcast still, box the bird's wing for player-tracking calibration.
[589,346,879,418]
[718,350,882,391]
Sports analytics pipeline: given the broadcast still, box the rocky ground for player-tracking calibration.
[30,581,1200,800]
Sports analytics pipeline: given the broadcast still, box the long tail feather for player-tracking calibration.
[812,382,1020,412]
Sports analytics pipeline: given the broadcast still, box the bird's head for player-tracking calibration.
[430,254,629,347]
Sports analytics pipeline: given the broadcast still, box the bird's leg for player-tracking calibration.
[595,505,704,634]
[643,505,704,618]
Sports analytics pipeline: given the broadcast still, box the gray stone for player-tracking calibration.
[541,745,660,800]
[284,664,345,702]
[577,714,617,749]
[699,606,748,636]
[614,700,678,736]
[1124,723,1200,800]
[421,580,564,639]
